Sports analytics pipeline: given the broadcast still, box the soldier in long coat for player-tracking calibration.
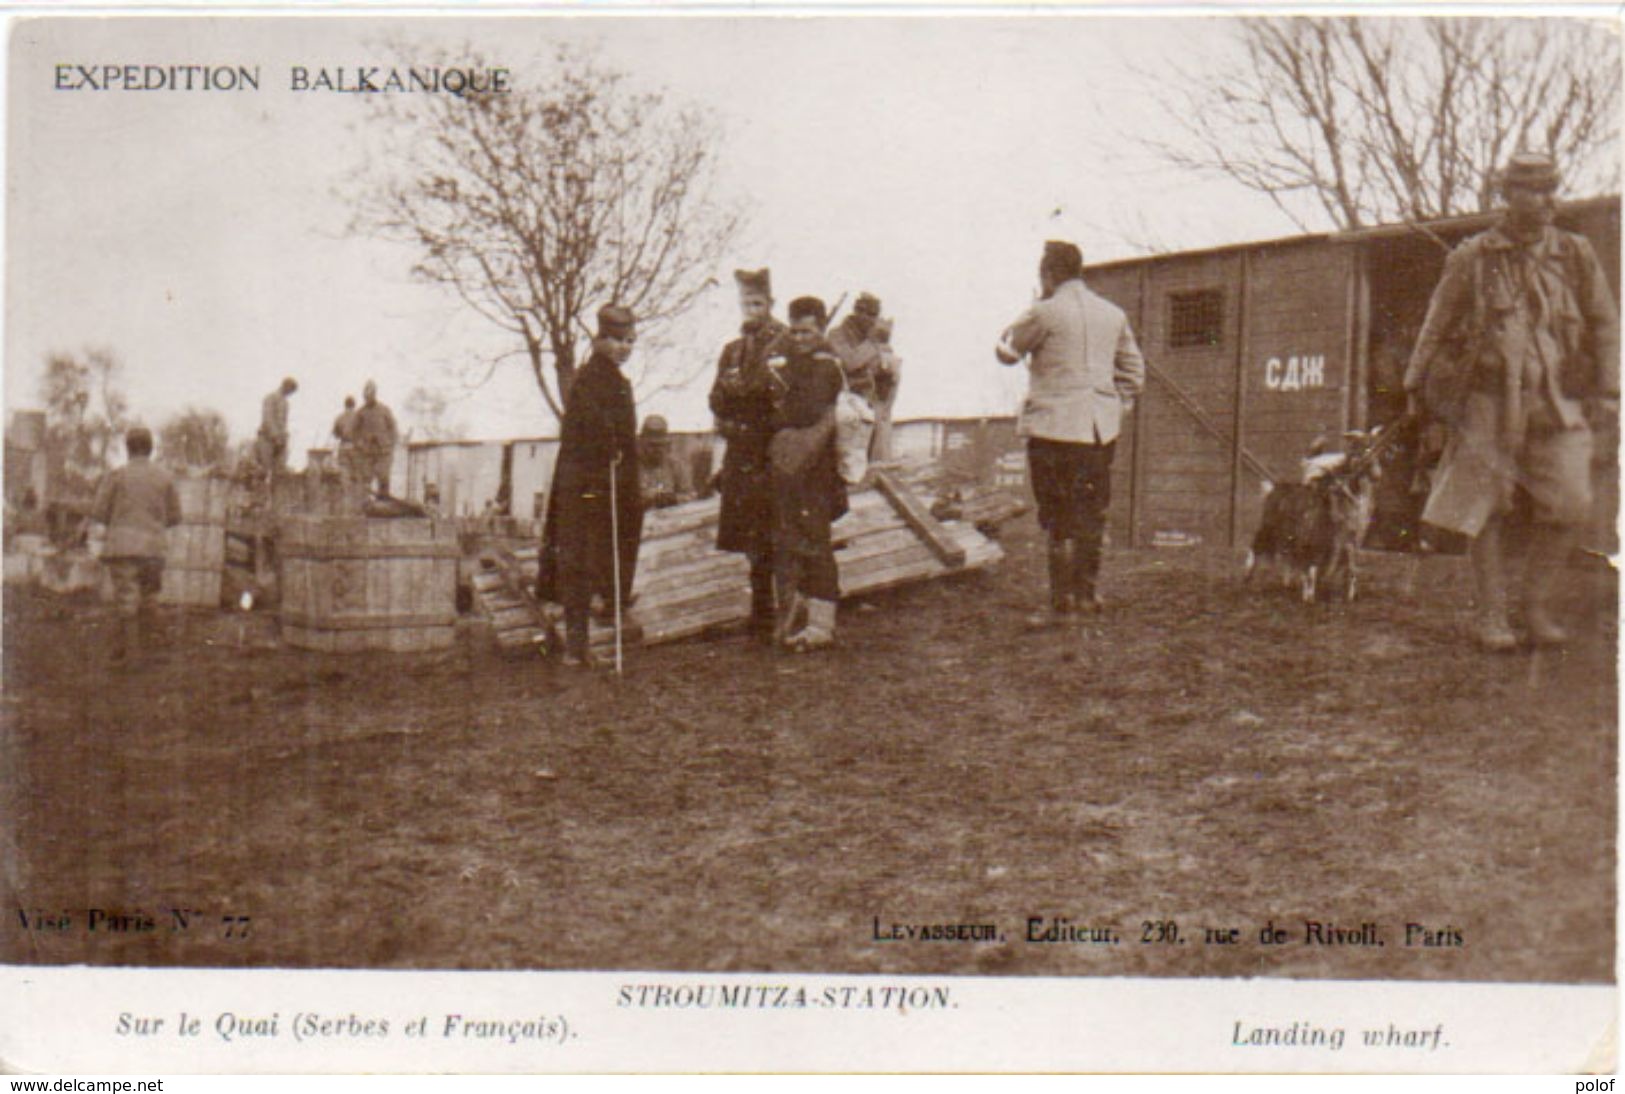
[538,304,644,666]
[352,381,399,496]
[1404,152,1619,650]
[709,267,787,637]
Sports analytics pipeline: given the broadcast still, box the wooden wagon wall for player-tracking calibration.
[1091,240,1354,549]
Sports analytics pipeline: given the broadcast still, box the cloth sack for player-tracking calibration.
[769,408,836,478]
[835,389,875,484]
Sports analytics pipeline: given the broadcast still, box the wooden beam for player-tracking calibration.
[871,468,967,568]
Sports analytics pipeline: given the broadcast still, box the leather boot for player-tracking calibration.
[748,565,776,642]
[1025,537,1074,629]
[1524,523,1577,646]
[1469,518,1517,653]
[775,585,806,648]
[1072,533,1105,613]
[789,598,837,651]
[110,615,134,667]
[562,610,596,668]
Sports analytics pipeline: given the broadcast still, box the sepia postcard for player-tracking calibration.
[0,6,1618,1075]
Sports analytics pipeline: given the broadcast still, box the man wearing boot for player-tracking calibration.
[768,296,849,651]
[92,427,182,667]
[1405,152,1619,651]
[996,240,1145,628]
[710,268,788,641]
[537,304,643,667]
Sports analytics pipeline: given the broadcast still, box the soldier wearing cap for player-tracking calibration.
[996,239,1146,628]
[828,291,891,406]
[352,380,400,496]
[538,303,643,666]
[92,426,182,666]
[637,414,694,510]
[1405,152,1620,651]
[332,395,360,487]
[710,267,789,638]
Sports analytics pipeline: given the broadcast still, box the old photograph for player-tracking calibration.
[0,9,1618,1074]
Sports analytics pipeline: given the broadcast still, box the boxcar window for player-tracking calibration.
[1168,289,1224,349]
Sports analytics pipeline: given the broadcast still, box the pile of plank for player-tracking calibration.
[470,548,549,655]
[470,468,1019,650]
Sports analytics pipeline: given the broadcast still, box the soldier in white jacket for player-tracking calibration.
[997,240,1146,627]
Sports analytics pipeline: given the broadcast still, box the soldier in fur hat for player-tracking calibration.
[710,267,789,638]
[769,295,849,651]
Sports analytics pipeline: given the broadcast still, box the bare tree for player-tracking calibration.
[402,384,465,441]
[159,407,231,471]
[1146,17,1620,231]
[39,347,130,486]
[353,44,744,422]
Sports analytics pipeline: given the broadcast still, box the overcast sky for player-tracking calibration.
[0,13,1548,457]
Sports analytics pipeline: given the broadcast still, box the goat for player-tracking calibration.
[1244,424,1400,603]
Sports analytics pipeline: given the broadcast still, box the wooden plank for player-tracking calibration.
[637,567,752,609]
[871,468,967,568]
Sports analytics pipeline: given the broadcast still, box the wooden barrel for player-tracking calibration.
[278,516,460,652]
[160,475,229,607]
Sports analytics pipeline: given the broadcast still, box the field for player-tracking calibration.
[1,517,1615,983]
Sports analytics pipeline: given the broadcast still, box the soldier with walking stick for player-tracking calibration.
[537,304,644,669]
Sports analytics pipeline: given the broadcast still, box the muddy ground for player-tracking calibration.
[2,518,1615,982]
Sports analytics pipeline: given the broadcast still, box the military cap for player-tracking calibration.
[788,295,828,328]
[1498,152,1561,194]
[853,292,882,317]
[596,304,637,339]
[641,414,669,438]
[734,268,773,299]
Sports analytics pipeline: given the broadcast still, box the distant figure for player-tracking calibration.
[869,316,902,462]
[352,380,399,496]
[637,415,694,510]
[996,239,1146,627]
[769,295,848,652]
[828,291,886,404]
[255,377,298,477]
[1404,151,1620,651]
[332,395,359,483]
[92,427,182,667]
[537,304,643,668]
[710,266,788,639]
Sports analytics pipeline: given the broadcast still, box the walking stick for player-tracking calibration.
[609,451,625,677]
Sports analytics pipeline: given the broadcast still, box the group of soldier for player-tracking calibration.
[536,276,905,666]
[252,375,400,497]
[85,151,1619,671]
[534,150,1619,667]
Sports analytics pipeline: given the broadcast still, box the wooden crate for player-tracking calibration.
[279,516,460,653]
[160,476,230,607]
